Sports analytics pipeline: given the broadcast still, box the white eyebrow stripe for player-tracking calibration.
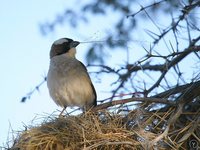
[53,39,68,45]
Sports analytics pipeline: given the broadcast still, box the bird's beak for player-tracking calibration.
[70,41,80,48]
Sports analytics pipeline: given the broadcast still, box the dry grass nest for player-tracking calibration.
[10,107,200,150]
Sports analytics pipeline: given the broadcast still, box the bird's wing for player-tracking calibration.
[78,61,97,106]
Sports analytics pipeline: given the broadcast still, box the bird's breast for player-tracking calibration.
[47,56,95,108]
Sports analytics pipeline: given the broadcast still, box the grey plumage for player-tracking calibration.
[47,38,96,112]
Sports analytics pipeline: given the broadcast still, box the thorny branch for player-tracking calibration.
[143,0,200,45]
[127,0,166,18]
[89,44,200,99]
[93,96,176,111]
[21,77,47,102]
[147,44,200,94]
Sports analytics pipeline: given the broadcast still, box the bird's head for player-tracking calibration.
[50,38,80,59]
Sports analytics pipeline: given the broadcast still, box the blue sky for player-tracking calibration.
[1,0,199,147]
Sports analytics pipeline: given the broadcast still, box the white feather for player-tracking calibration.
[53,38,68,45]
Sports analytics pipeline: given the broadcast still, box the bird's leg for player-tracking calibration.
[59,106,67,117]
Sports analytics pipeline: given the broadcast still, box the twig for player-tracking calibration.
[21,77,47,102]
[152,80,200,98]
[147,45,200,94]
[127,0,166,18]
[93,97,175,111]
[151,102,184,145]
[177,117,200,143]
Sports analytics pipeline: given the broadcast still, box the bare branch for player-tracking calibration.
[152,80,200,99]
[147,45,200,93]
[93,97,176,111]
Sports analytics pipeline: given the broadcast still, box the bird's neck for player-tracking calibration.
[67,48,76,58]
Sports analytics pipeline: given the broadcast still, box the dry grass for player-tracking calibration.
[10,106,200,150]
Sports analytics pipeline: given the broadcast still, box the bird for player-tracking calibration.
[47,38,97,116]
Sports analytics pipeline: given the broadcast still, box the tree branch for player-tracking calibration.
[147,45,200,94]
[93,97,176,111]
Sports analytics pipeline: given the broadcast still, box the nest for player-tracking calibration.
[10,105,200,150]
